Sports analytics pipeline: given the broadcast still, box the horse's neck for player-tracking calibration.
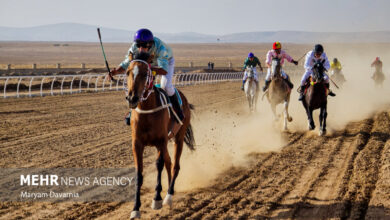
[137,91,159,110]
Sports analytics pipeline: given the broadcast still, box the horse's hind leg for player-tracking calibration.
[130,141,145,219]
[152,142,168,210]
[164,135,184,208]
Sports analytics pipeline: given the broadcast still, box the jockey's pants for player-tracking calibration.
[243,68,259,82]
[124,57,176,97]
[265,68,289,81]
[300,69,330,86]
[160,58,175,96]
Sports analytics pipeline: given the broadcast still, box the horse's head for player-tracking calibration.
[312,59,326,82]
[126,52,153,109]
[271,57,281,79]
[246,66,255,79]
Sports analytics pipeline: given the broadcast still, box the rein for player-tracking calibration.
[130,59,154,102]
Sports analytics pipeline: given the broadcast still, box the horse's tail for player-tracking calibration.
[184,123,195,151]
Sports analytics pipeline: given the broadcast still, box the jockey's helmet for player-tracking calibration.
[248,52,254,58]
[376,57,380,61]
[314,44,324,55]
[333,58,338,63]
[134,29,154,48]
[273,42,281,50]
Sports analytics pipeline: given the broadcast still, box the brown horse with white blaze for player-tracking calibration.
[126,53,195,219]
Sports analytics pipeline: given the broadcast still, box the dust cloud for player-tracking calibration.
[145,43,390,192]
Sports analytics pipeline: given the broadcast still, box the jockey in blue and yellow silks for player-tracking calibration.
[109,28,183,125]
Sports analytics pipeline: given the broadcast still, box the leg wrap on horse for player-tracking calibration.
[169,95,184,121]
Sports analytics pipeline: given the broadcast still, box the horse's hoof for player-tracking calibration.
[163,194,173,208]
[319,129,326,136]
[308,123,315,130]
[151,199,163,210]
[130,211,141,219]
[288,117,293,122]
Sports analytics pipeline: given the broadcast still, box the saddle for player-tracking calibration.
[154,85,183,139]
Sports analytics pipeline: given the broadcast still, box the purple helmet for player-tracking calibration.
[133,28,154,43]
[248,52,254,58]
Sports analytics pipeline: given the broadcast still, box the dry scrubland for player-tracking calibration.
[1,42,390,219]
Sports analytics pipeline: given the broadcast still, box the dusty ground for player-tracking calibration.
[1,80,390,219]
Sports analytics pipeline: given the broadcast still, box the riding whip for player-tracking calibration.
[297,53,307,62]
[329,78,339,89]
[97,28,117,83]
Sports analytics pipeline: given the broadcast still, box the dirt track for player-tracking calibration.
[1,82,390,219]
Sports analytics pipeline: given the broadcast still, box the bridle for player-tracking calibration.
[129,59,154,102]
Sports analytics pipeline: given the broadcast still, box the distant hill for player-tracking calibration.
[0,23,389,43]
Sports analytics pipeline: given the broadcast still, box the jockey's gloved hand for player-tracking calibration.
[292,60,298,65]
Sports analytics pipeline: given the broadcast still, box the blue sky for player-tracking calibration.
[0,0,389,35]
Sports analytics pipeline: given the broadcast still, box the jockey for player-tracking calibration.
[109,28,183,125]
[298,44,335,101]
[330,58,342,73]
[262,42,298,92]
[241,52,263,91]
[371,57,383,73]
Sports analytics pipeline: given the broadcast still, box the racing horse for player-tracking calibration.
[301,59,328,136]
[244,66,258,112]
[372,69,385,88]
[126,53,195,219]
[264,57,292,130]
[330,68,346,88]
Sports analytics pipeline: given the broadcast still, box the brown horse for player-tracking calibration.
[126,53,195,219]
[301,59,328,136]
[265,57,292,130]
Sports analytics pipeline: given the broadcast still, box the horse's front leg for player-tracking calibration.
[283,101,289,130]
[130,141,145,219]
[319,104,328,136]
[163,135,184,208]
[308,108,315,130]
[271,103,278,121]
[151,141,168,210]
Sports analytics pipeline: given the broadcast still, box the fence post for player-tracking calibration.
[79,75,84,93]
[29,77,34,97]
[17,77,23,98]
[189,62,193,68]
[57,63,61,69]
[32,63,37,70]
[70,76,76,94]
[95,76,99,92]
[7,64,11,71]
[3,77,9,98]
[61,76,66,95]
[81,63,86,69]
[228,62,232,69]
[51,76,56,96]
[40,77,45,97]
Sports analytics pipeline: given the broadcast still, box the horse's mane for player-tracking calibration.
[133,52,151,63]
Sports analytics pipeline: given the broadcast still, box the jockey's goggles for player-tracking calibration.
[136,41,153,49]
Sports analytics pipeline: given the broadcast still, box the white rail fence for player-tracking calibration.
[0,72,244,98]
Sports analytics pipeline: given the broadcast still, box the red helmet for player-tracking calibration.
[376,57,380,61]
[273,42,281,50]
